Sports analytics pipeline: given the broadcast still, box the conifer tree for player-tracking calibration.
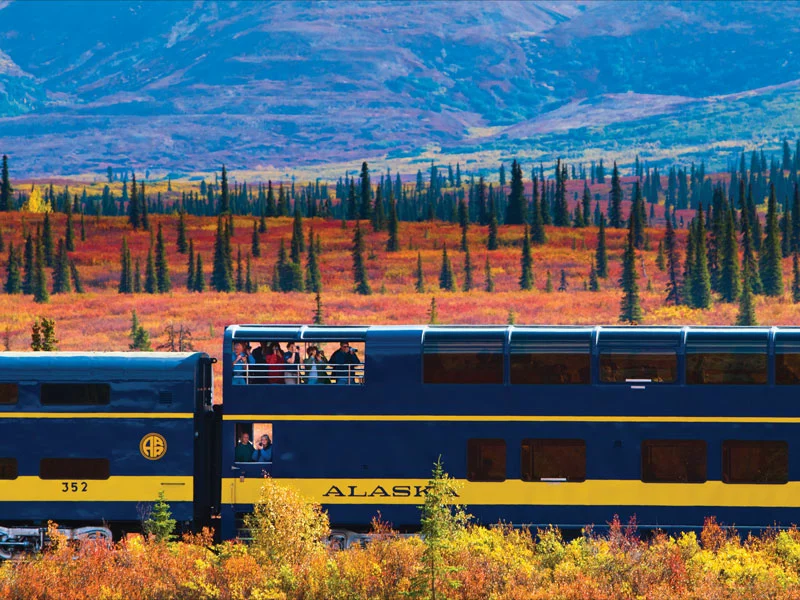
[0,229,4,253]
[0,155,11,212]
[372,186,385,232]
[245,254,255,293]
[619,217,643,324]
[4,242,21,294]
[505,160,526,224]
[52,238,71,294]
[119,237,133,293]
[290,207,304,264]
[251,220,261,257]
[155,223,171,293]
[582,180,592,227]
[65,198,75,251]
[129,173,140,230]
[80,212,86,242]
[487,208,498,251]
[609,162,623,228]
[32,234,49,304]
[352,221,371,295]
[664,217,681,305]
[259,209,268,234]
[596,217,608,278]
[719,207,741,303]
[792,185,800,253]
[783,196,793,259]
[235,246,244,292]
[736,263,757,326]
[760,184,784,297]
[558,269,568,292]
[427,297,438,324]
[462,243,473,292]
[386,192,399,252]
[588,260,599,292]
[415,252,425,293]
[129,310,152,351]
[30,318,41,351]
[313,290,324,324]
[793,253,800,303]
[346,179,357,221]
[187,239,195,291]
[212,215,234,292]
[359,161,372,221]
[42,211,54,267]
[304,227,322,293]
[132,258,141,293]
[740,198,762,295]
[276,238,304,292]
[484,255,495,292]
[438,244,456,291]
[656,240,666,271]
[176,211,188,254]
[458,198,469,251]
[194,254,206,292]
[22,233,33,294]
[519,224,533,290]
[38,317,57,350]
[144,245,157,294]
[631,182,645,249]
[140,181,149,231]
[545,270,553,293]
[531,176,546,244]
[219,165,230,214]
[69,260,84,293]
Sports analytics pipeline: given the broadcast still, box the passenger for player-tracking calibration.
[252,434,273,462]
[232,342,255,385]
[264,342,284,383]
[303,345,322,384]
[235,432,254,462]
[329,341,361,384]
[283,342,301,384]
[251,341,270,384]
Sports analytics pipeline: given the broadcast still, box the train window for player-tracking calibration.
[686,353,767,385]
[235,422,273,463]
[467,439,506,481]
[776,353,800,385]
[424,331,504,385]
[40,383,110,405]
[600,353,677,383]
[235,340,365,385]
[0,458,17,480]
[510,354,590,384]
[39,458,110,480]
[0,383,17,404]
[521,439,586,482]
[641,440,706,483]
[722,441,788,484]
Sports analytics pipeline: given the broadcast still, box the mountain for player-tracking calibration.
[0,0,799,177]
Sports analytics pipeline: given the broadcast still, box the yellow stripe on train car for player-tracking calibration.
[222,414,800,424]
[0,476,194,501]
[221,477,800,508]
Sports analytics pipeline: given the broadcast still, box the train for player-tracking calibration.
[1,324,799,556]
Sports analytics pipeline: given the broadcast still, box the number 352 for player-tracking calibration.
[61,482,88,492]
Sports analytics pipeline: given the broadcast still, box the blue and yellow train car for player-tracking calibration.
[0,352,219,557]
[221,324,800,539]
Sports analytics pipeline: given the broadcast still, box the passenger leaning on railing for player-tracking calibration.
[329,341,361,384]
[252,341,283,384]
[283,342,301,384]
[232,342,255,385]
[303,345,322,384]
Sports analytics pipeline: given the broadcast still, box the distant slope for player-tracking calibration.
[0,1,798,176]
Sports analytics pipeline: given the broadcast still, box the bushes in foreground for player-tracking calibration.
[4,471,800,599]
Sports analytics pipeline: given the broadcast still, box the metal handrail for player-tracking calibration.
[232,362,365,385]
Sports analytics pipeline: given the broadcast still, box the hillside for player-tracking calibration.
[1,1,799,176]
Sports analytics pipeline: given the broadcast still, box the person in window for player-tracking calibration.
[330,341,361,384]
[283,342,301,384]
[232,342,255,385]
[252,341,283,384]
[235,432,254,462]
[252,434,273,462]
[303,345,322,384]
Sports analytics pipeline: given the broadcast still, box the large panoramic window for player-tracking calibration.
[600,353,677,383]
[467,439,506,482]
[776,353,800,385]
[521,439,586,482]
[0,383,17,405]
[0,458,17,480]
[641,440,706,483]
[424,331,504,385]
[39,458,110,480]
[40,383,110,405]
[722,441,788,484]
[234,340,365,385]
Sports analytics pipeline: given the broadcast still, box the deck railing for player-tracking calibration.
[232,362,364,385]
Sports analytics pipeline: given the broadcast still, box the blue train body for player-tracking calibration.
[2,325,800,554]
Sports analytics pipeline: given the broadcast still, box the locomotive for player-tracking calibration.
[1,324,799,557]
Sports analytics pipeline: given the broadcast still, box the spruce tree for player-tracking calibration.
[558,269,568,292]
[415,252,425,293]
[664,216,681,305]
[305,227,322,293]
[4,242,21,294]
[30,318,41,351]
[582,180,592,227]
[219,165,230,214]
[313,290,324,324]
[144,245,157,294]
[133,258,142,293]
[760,184,784,297]
[783,195,793,259]
[484,255,495,292]
[505,160,526,224]
[52,238,71,294]
[69,260,84,293]
[656,240,666,271]
[427,296,438,324]
[176,211,188,254]
[609,162,623,228]
[187,239,195,291]
[372,186,385,231]
[251,220,261,257]
[155,223,171,293]
[245,254,255,293]
[0,155,11,212]
[545,270,553,293]
[32,234,49,304]
[80,212,86,242]
[235,246,244,292]
[22,233,33,294]
[596,217,608,278]
[194,254,206,292]
[129,310,152,351]
[259,209,267,233]
[740,198,762,295]
[487,208,498,251]
[619,217,643,324]
[276,238,304,292]
[212,215,234,292]
[793,253,800,303]
[531,176,546,244]
[458,198,469,251]
[438,245,456,291]
[386,192,399,252]
[40,318,57,350]
[129,173,140,230]
[736,263,757,326]
[719,207,741,303]
[689,205,712,308]
[65,198,75,251]
[359,161,372,221]
[42,211,54,267]
[588,260,599,291]
[462,243,473,291]
[519,224,533,290]
[118,237,133,293]
[352,221,371,295]
[140,181,149,231]
[290,207,304,264]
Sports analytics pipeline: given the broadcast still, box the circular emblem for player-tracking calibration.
[140,433,167,460]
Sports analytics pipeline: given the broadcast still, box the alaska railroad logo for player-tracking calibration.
[140,433,167,460]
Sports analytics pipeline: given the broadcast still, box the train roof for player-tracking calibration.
[0,352,207,381]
